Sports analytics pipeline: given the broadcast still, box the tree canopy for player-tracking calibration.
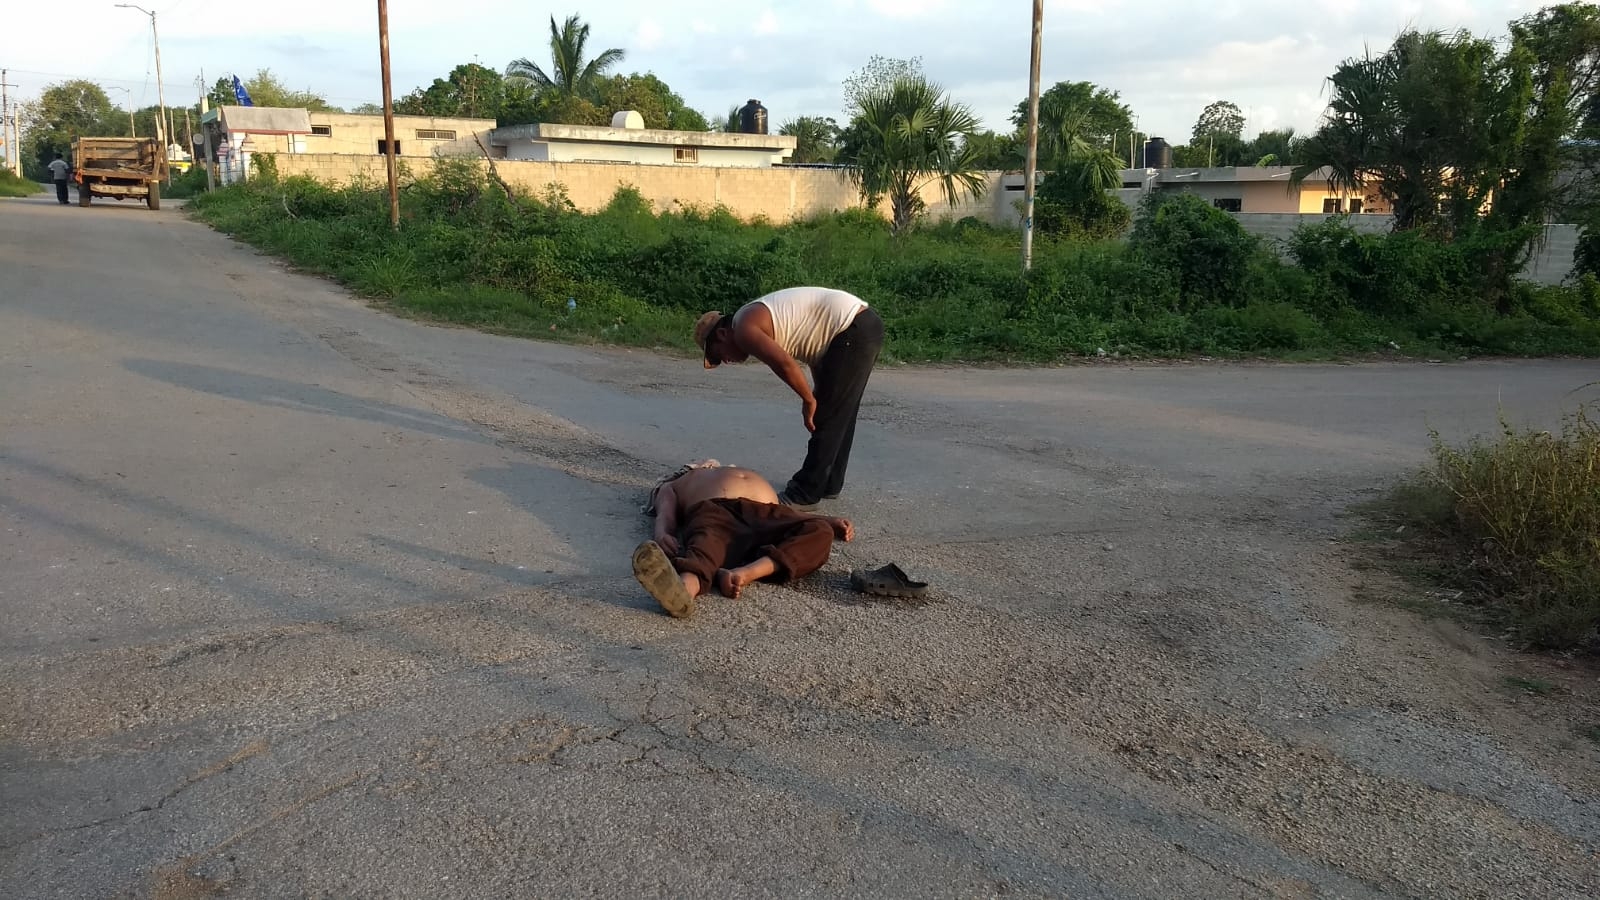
[507,14,625,100]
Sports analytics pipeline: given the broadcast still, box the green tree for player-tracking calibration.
[506,13,625,101]
[838,75,987,232]
[780,116,841,163]
[351,103,385,115]
[1292,29,1518,233]
[1246,128,1298,166]
[1192,100,1245,143]
[964,130,1020,171]
[1010,81,1134,167]
[19,80,118,178]
[594,73,705,130]
[396,63,505,119]
[208,70,338,111]
[842,55,923,114]
[1034,152,1131,239]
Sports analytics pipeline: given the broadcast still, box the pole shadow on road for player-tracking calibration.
[122,358,494,448]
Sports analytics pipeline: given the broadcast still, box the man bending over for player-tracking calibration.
[632,461,853,618]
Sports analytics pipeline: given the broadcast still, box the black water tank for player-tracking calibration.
[738,99,769,135]
[1143,137,1172,169]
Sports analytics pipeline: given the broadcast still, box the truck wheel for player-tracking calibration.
[146,182,161,211]
[78,183,91,207]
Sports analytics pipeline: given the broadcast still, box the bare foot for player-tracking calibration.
[716,568,751,599]
[827,517,854,542]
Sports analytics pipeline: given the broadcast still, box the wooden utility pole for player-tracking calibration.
[1020,0,1043,272]
[378,0,400,230]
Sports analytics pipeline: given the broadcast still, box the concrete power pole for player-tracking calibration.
[118,4,171,184]
[1,69,11,177]
[1020,0,1043,272]
[1,68,20,177]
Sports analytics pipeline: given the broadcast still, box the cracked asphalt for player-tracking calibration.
[2,194,1598,898]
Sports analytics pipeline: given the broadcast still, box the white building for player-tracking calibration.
[490,112,796,168]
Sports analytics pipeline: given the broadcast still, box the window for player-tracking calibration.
[1348,198,1364,214]
[310,125,332,136]
[1121,181,1143,189]
[415,129,457,141]
[1212,198,1242,212]
[1322,198,1343,214]
[674,146,699,163]
[377,139,402,155]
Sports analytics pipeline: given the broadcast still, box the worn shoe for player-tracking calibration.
[631,540,695,618]
[777,490,819,511]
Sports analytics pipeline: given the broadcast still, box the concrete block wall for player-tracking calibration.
[268,153,988,225]
[1233,213,1579,286]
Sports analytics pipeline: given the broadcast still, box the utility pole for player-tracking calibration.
[1,68,14,177]
[117,4,171,184]
[198,71,214,192]
[377,0,400,230]
[1020,0,1043,272]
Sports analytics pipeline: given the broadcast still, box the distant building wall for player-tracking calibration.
[1234,213,1578,286]
[269,153,972,222]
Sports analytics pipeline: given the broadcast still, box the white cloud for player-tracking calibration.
[635,20,665,52]
[2,0,1556,143]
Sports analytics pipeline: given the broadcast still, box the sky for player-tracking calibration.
[2,0,1556,145]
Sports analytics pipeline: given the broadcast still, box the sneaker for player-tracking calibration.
[777,490,819,511]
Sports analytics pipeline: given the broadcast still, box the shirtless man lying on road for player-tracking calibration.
[632,461,854,618]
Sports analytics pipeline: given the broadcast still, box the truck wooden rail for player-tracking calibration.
[74,137,168,210]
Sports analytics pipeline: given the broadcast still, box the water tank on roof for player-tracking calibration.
[611,110,645,129]
[738,99,768,135]
[1143,137,1172,169]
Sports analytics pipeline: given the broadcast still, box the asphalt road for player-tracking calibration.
[2,193,1598,899]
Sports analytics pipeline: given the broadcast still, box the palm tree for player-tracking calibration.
[839,75,987,232]
[779,116,841,164]
[506,14,625,100]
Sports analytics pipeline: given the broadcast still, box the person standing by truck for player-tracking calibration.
[47,153,70,205]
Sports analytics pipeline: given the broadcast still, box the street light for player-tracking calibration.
[108,86,135,136]
[115,3,171,184]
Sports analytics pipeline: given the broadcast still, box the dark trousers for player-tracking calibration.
[671,498,834,584]
[55,179,69,204]
[786,308,885,504]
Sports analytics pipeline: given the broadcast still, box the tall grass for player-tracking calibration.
[0,169,39,198]
[1387,402,1600,650]
[188,157,1600,362]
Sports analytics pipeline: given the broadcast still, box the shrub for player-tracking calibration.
[1128,193,1261,310]
[1034,168,1132,241]
[182,157,1600,364]
[1392,406,1600,650]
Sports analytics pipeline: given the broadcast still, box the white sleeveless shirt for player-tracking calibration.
[753,287,868,367]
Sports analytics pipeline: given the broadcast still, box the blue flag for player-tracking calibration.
[232,75,253,107]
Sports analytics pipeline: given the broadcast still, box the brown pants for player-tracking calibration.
[671,498,834,584]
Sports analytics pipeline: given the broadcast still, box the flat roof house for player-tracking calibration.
[490,114,797,168]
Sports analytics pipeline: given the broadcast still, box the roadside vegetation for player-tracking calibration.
[0,169,38,198]
[1367,399,1600,652]
[189,160,1600,362]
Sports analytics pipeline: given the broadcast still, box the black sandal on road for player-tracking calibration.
[850,563,929,599]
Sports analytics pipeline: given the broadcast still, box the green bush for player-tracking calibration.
[1128,193,1261,311]
[183,157,1600,362]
